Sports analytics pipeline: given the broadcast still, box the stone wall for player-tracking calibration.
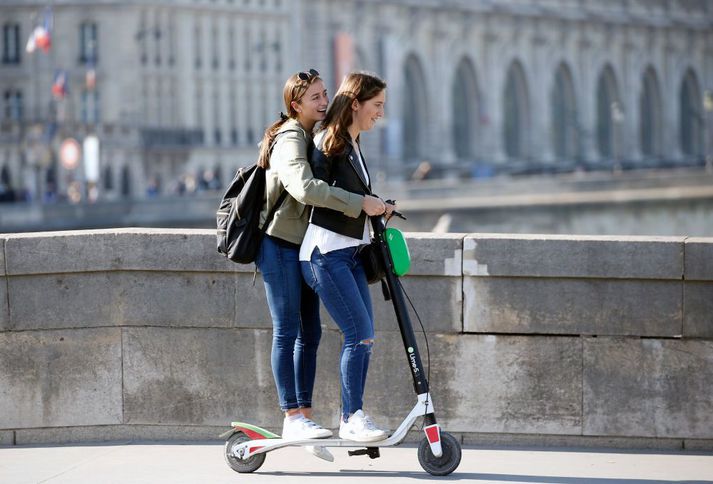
[1,228,711,449]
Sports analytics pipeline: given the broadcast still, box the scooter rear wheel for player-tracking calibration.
[224,431,266,473]
[417,431,461,476]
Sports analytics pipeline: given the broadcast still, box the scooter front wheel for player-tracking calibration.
[417,431,461,476]
[224,431,266,473]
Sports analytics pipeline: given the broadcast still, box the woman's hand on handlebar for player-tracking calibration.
[384,200,397,220]
[362,195,386,216]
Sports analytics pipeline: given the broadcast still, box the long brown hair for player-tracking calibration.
[257,72,323,168]
[320,72,386,157]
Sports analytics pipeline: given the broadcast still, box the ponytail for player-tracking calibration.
[257,112,289,169]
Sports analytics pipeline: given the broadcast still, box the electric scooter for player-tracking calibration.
[221,212,462,476]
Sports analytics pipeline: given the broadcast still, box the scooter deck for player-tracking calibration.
[225,422,401,447]
[228,393,441,459]
[237,434,399,449]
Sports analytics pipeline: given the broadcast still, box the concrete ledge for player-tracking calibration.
[0,328,122,429]
[685,238,713,280]
[122,327,285,427]
[0,276,7,330]
[463,234,684,279]
[442,334,583,435]
[0,238,6,328]
[13,425,227,446]
[0,237,5,276]
[2,229,712,446]
[583,337,713,439]
[464,277,682,336]
[368,275,462,333]
[366,333,584,436]
[3,229,248,275]
[462,433,689,451]
[4,272,260,331]
[2,230,467,277]
[683,282,713,338]
[684,439,713,451]
[402,233,464,276]
[0,430,13,446]
[10,426,713,452]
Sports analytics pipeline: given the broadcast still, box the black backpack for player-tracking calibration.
[216,130,295,263]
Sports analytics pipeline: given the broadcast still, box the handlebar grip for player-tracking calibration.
[384,200,406,220]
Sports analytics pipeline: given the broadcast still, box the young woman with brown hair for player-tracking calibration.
[255,69,385,455]
[300,72,395,442]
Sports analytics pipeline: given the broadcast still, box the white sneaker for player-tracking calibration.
[282,415,333,440]
[305,445,334,462]
[338,410,388,442]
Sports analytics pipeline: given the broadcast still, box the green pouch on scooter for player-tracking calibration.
[385,228,411,276]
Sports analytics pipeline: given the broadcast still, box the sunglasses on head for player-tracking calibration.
[298,68,319,81]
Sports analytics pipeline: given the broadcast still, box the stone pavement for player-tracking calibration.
[1,441,712,484]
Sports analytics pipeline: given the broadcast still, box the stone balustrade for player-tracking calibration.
[0,229,711,449]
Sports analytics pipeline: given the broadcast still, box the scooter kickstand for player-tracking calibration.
[347,447,381,459]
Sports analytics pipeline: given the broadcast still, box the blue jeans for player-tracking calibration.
[301,246,374,421]
[256,235,321,411]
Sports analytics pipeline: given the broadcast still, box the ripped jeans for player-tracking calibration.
[301,246,374,421]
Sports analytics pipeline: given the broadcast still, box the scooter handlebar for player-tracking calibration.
[384,200,407,221]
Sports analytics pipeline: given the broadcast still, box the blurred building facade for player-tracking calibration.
[0,0,711,202]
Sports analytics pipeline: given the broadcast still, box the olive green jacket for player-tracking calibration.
[260,119,364,245]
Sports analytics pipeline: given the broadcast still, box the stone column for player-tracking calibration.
[577,30,598,164]
[217,15,230,150]
[663,36,682,161]
[432,22,456,168]
[702,36,713,164]
[380,31,404,174]
[176,11,195,128]
[623,34,642,163]
[201,14,214,148]
[234,16,247,146]
[481,30,505,164]
[530,30,554,164]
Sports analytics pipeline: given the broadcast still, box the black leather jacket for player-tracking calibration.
[309,137,370,239]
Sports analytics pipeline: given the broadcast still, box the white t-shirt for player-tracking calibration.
[299,133,370,262]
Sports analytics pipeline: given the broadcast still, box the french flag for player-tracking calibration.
[51,70,68,99]
[26,7,53,53]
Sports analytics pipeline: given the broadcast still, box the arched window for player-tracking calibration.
[79,22,98,65]
[212,23,220,70]
[103,165,113,190]
[596,65,622,159]
[121,165,131,197]
[2,22,21,64]
[679,69,703,158]
[243,24,251,71]
[194,21,202,69]
[3,89,22,120]
[640,67,663,159]
[551,63,578,161]
[0,164,11,201]
[402,54,428,161]
[81,89,100,124]
[452,58,480,160]
[503,61,530,159]
[1,164,11,185]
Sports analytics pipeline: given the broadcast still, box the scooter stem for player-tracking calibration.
[371,215,430,396]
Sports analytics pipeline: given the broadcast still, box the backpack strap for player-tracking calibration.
[260,127,303,233]
[260,189,289,235]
